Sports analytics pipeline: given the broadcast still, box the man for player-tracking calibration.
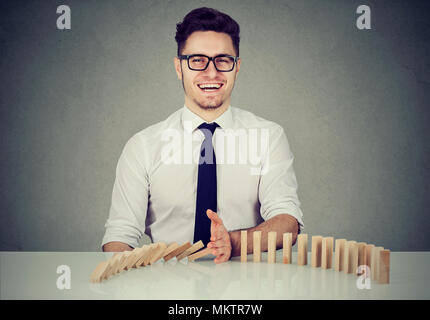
[102,7,304,264]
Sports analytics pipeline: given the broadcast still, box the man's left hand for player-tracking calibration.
[206,209,232,264]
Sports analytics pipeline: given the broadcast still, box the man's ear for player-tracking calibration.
[174,57,183,80]
[235,57,241,79]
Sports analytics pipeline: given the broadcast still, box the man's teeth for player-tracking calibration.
[198,84,222,89]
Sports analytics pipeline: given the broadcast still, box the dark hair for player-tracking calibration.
[175,7,240,57]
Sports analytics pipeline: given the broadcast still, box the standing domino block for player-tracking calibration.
[253,231,262,263]
[364,244,374,268]
[357,242,367,268]
[282,233,292,264]
[349,241,359,274]
[378,249,390,284]
[267,231,277,263]
[371,246,384,281]
[321,237,333,269]
[241,231,247,262]
[344,241,357,274]
[311,236,323,268]
[334,239,346,271]
[297,234,308,266]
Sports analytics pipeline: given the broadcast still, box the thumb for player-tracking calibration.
[206,209,223,225]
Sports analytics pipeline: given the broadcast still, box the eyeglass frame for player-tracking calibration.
[178,54,239,72]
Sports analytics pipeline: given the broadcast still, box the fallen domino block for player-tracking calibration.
[188,247,212,262]
[90,260,109,283]
[177,241,204,261]
[149,242,168,265]
[164,242,192,261]
[163,242,180,260]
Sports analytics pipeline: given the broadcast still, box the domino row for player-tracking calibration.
[90,240,212,283]
[240,231,390,284]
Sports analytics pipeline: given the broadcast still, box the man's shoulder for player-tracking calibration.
[132,108,182,139]
[124,107,182,150]
[231,107,284,132]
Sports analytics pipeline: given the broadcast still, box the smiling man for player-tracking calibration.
[102,7,304,263]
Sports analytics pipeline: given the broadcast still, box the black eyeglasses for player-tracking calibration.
[178,54,238,72]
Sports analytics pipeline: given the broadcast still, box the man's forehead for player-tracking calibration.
[182,31,236,56]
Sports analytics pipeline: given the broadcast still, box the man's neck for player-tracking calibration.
[185,102,230,123]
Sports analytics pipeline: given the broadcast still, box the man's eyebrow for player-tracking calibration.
[185,52,235,56]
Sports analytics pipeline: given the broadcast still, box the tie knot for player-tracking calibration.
[198,122,219,135]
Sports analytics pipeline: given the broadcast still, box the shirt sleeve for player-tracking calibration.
[101,133,149,249]
[258,125,305,230]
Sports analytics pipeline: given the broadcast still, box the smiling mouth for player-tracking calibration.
[197,83,224,92]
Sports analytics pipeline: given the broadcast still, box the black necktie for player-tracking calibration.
[193,122,219,246]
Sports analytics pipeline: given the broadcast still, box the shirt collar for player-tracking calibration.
[181,104,234,133]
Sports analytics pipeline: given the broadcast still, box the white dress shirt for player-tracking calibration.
[102,105,304,249]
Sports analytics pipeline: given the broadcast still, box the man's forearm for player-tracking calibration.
[228,214,299,257]
[102,241,133,252]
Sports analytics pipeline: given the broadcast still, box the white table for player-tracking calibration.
[1,251,429,299]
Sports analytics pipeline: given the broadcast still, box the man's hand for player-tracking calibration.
[206,209,232,264]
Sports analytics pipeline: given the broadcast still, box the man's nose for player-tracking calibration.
[203,59,218,78]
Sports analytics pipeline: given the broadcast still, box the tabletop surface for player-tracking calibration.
[1,251,429,300]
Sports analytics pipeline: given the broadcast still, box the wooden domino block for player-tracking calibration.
[164,242,192,261]
[349,241,359,275]
[149,242,168,264]
[163,242,179,259]
[344,241,357,274]
[90,260,109,283]
[125,247,145,269]
[253,231,262,263]
[311,236,323,268]
[267,231,277,263]
[357,242,366,267]
[109,253,124,276]
[282,232,292,264]
[321,237,333,269]
[177,241,204,261]
[135,244,157,267]
[188,247,212,262]
[118,251,134,271]
[241,231,247,262]
[334,239,346,271]
[297,233,308,266]
[378,249,390,284]
[364,244,374,268]
[371,246,384,281]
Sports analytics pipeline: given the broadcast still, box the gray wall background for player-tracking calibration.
[1,0,429,251]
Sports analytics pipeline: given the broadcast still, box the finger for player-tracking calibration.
[214,253,230,264]
[211,246,230,257]
[206,209,224,225]
[207,239,230,249]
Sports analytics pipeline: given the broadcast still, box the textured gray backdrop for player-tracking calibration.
[1,0,429,251]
